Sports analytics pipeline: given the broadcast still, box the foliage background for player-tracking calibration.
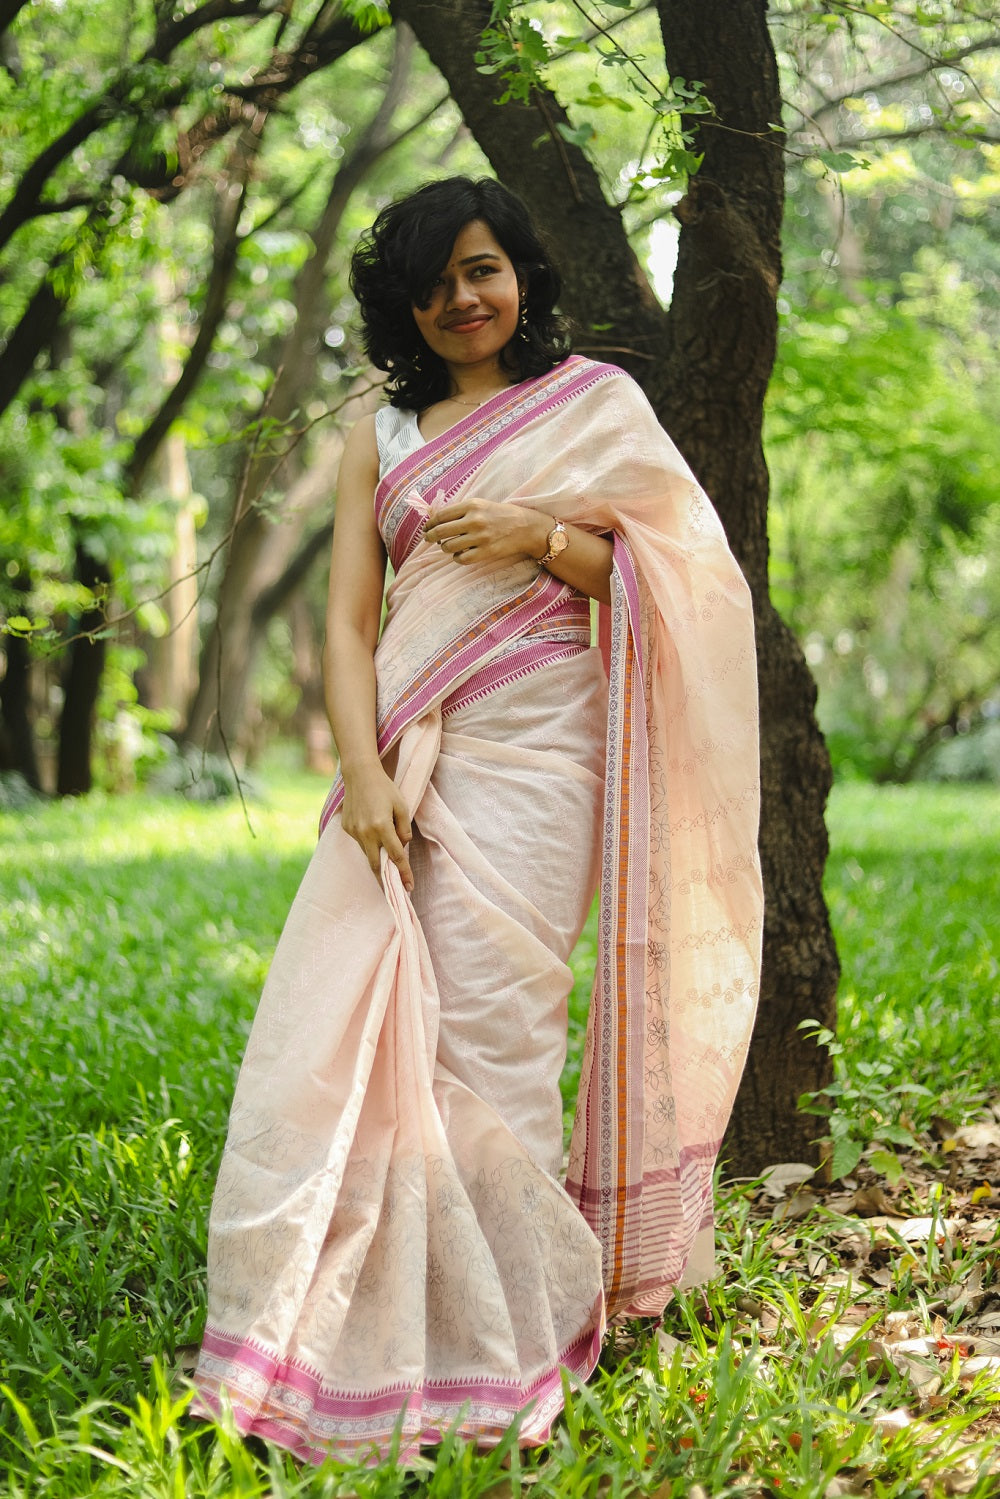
[1,0,998,790]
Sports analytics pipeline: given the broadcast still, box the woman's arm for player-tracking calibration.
[324,416,414,892]
[422,499,613,605]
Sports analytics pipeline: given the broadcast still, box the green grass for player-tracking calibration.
[825,783,1000,1116]
[1,776,998,1497]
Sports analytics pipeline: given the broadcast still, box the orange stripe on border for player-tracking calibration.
[606,619,635,1307]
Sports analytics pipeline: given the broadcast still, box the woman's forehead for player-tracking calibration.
[440,220,508,267]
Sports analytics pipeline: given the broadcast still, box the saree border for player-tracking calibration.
[376,355,618,573]
[319,357,621,837]
[318,566,578,833]
[564,537,650,1313]
[194,1313,602,1466]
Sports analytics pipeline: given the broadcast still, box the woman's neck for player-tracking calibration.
[443,358,512,408]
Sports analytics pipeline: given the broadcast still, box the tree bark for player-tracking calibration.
[392,0,839,1170]
[288,592,335,775]
[654,1,839,1170]
[56,544,111,796]
[140,435,201,723]
[0,574,42,789]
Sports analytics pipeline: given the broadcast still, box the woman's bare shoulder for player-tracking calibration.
[344,411,378,455]
[339,411,380,488]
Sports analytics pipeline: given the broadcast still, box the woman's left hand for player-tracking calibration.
[423,497,549,567]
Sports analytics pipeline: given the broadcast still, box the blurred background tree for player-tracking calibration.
[2,0,996,794]
[769,0,1000,784]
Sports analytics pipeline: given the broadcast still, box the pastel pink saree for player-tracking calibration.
[193,357,763,1463]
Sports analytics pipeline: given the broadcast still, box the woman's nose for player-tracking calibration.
[446,276,477,308]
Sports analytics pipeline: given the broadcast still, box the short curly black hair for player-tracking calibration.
[349,176,572,411]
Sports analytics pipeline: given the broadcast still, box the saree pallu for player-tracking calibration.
[193,356,764,1464]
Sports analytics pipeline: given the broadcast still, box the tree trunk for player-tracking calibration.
[0,574,42,789]
[56,543,111,796]
[289,592,335,775]
[125,110,269,494]
[391,0,839,1171]
[183,34,414,754]
[182,425,348,755]
[654,1,839,1170]
[141,433,201,722]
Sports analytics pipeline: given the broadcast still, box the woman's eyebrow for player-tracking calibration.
[454,252,503,266]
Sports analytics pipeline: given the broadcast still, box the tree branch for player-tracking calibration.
[250,519,333,628]
[0,10,367,415]
[0,2,327,252]
[13,193,93,221]
[125,111,269,493]
[0,0,29,38]
[827,123,1000,146]
[809,32,1000,120]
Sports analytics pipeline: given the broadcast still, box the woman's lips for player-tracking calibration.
[443,315,491,334]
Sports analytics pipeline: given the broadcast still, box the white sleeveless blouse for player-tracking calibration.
[374,406,424,480]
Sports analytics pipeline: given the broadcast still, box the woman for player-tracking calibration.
[193,177,763,1465]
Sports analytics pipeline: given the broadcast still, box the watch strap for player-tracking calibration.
[535,520,567,566]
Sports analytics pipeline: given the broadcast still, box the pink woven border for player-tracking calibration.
[193,1314,604,1466]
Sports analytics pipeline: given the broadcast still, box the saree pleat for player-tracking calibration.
[194,357,763,1462]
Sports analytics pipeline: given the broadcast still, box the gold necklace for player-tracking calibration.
[446,388,508,409]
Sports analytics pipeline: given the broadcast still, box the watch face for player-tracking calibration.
[549,526,569,556]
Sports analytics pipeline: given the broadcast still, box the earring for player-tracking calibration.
[412,351,422,371]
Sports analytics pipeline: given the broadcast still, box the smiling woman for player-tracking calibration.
[410,225,522,378]
[191,176,764,1467]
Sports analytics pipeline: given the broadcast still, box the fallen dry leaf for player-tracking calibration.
[656,1329,682,1362]
[824,1470,871,1496]
[954,1122,1000,1150]
[896,1216,961,1244]
[883,1310,926,1341]
[851,1186,895,1217]
[772,1188,821,1222]
[871,1407,912,1434]
[759,1162,818,1198]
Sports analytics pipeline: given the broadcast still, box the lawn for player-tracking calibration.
[1,776,998,1497]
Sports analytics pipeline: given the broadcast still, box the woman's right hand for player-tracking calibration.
[340,763,414,894]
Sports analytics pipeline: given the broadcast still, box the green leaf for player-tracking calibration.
[830,1135,864,1181]
[340,0,390,31]
[556,121,596,148]
[868,1148,904,1186]
[816,149,870,174]
[877,1123,919,1147]
[574,81,633,112]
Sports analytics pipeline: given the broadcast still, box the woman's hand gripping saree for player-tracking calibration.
[193,357,764,1464]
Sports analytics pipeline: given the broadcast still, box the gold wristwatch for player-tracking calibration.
[536,520,569,566]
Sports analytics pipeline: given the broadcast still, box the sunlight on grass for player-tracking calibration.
[2,777,998,1496]
[826,783,1000,1118]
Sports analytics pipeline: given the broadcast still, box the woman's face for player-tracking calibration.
[410,219,521,376]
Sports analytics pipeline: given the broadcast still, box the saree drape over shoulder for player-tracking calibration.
[193,357,763,1464]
